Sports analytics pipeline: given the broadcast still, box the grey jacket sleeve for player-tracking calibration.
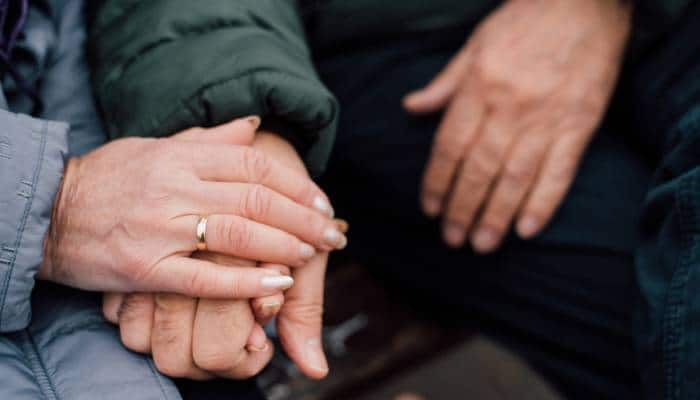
[0,111,69,333]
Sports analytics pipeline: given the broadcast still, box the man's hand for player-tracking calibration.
[404,0,632,252]
[253,132,332,379]
[103,254,282,380]
[40,118,346,296]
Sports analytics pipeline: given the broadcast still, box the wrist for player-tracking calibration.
[39,157,81,280]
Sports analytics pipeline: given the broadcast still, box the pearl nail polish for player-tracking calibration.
[299,243,316,260]
[261,276,294,291]
[323,227,347,249]
[313,196,334,217]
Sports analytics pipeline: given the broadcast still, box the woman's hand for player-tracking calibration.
[104,131,341,380]
[404,0,632,252]
[40,118,346,297]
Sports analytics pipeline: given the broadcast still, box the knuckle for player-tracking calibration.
[433,138,465,164]
[549,158,577,184]
[118,294,152,323]
[183,267,216,297]
[193,347,240,372]
[219,216,254,255]
[295,179,318,205]
[153,355,189,378]
[501,161,537,186]
[463,154,495,185]
[121,330,150,354]
[285,301,324,325]
[154,293,192,312]
[242,148,272,183]
[243,184,272,220]
[228,273,244,298]
[473,58,508,87]
[120,252,152,283]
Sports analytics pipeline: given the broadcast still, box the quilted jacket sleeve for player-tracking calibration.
[0,111,69,333]
[89,0,338,176]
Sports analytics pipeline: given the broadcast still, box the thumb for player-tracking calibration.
[173,116,259,145]
[277,253,329,379]
[402,46,472,114]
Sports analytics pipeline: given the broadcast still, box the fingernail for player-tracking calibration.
[244,115,261,130]
[313,196,334,217]
[323,227,347,250]
[444,222,466,248]
[305,338,328,374]
[403,92,420,107]
[299,243,316,260]
[334,218,349,234]
[261,276,294,291]
[246,342,270,353]
[246,324,269,352]
[423,195,441,217]
[260,302,281,318]
[517,216,540,239]
[472,228,499,253]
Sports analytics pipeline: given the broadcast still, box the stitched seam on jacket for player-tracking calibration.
[0,121,48,330]
[147,358,175,400]
[662,172,697,400]
[19,329,59,400]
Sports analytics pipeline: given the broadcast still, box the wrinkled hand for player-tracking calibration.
[103,254,286,380]
[40,119,346,297]
[104,132,339,380]
[404,0,631,252]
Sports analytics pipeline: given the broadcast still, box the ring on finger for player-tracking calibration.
[195,216,208,251]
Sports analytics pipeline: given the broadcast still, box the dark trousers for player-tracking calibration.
[316,3,700,399]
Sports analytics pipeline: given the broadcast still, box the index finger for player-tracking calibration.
[421,87,485,217]
[189,144,334,217]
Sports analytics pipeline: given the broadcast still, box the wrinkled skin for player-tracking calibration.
[40,120,345,297]
[405,0,632,252]
[104,132,332,380]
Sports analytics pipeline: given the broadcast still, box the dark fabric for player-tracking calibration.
[315,3,700,396]
[622,1,700,399]
[174,378,264,400]
[88,0,338,176]
[316,29,648,400]
[88,0,693,177]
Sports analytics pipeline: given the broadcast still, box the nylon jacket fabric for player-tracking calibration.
[0,1,183,398]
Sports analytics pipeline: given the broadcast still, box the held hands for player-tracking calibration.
[404,0,632,252]
[102,131,336,380]
[102,255,286,380]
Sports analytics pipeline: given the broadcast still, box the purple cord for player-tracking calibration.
[0,0,29,59]
[0,0,40,108]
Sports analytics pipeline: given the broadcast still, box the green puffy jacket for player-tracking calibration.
[88,0,692,176]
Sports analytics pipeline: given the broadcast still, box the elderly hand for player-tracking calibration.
[40,118,346,297]
[102,254,283,380]
[404,0,631,252]
[104,131,339,380]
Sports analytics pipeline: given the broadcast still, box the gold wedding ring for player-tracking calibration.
[195,216,208,251]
